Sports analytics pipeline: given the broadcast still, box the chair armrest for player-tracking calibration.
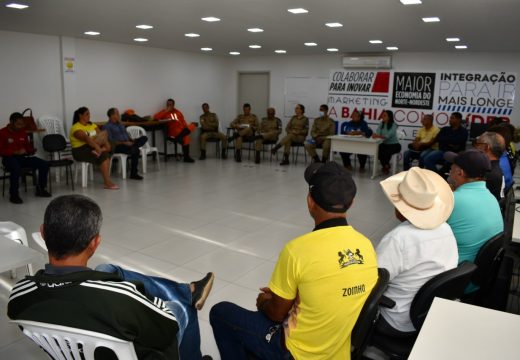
[379,295,396,308]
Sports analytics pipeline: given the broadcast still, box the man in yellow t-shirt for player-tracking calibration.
[403,114,440,170]
[210,162,378,360]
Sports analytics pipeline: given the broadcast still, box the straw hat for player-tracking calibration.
[380,167,454,229]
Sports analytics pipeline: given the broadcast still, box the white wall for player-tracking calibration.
[0,31,230,133]
[0,31,62,125]
[225,52,520,126]
[73,38,229,125]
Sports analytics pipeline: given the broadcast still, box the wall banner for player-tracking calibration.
[327,69,517,140]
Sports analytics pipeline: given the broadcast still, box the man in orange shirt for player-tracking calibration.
[0,112,51,204]
[154,99,198,163]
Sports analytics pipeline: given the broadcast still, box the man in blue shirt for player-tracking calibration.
[423,112,468,173]
[445,150,503,265]
[104,108,148,180]
[340,110,373,172]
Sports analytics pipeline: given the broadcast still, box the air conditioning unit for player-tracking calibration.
[342,56,392,69]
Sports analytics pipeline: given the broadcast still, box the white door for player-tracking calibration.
[237,72,270,119]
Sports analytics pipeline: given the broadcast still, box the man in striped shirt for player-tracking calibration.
[8,195,214,360]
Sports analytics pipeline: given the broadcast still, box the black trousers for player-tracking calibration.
[340,153,367,168]
[378,143,402,167]
[113,136,148,175]
[2,155,49,196]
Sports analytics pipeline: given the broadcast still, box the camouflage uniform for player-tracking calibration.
[255,117,282,151]
[199,112,227,151]
[279,115,309,154]
[305,116,335,160]
[230,114,259,150]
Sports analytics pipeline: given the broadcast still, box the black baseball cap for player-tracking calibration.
[444,149,491,178]
[304,162,357,213]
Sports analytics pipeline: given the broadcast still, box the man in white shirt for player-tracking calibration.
[376,167,458,333]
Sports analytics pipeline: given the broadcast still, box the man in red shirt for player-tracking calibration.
[154,98,198,163]
[0,112,51,204]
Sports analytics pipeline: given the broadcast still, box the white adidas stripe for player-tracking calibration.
[85,280,151,303]
[9,286,38,301]
[10,281,36,296]
[80,282,177,322]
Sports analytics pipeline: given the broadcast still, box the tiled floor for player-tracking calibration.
[0,154,399,359]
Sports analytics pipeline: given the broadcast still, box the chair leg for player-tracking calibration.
[48,168,52,193]
[121,157,127,180]
[81,163,88,188]
[391,154,398,174]
[67,165,74,191]
[140,149,147,174]
[155,151,160,170]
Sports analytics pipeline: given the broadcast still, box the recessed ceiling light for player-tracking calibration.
[5,3,28,9]
[136,25,153,30]
[249,45,262,49]
[446,37,460,42]
[304,42,317,47]
[369,40,383,44]
[386,46,399,51]
[84,31,100,36]
[350,57,360,60]
[229,51,240,55]
[201,47,213,51]
[275,50,287,54]
[422,17,440,22]
[325,22,343,28]
[134,38,148,42]
[288,8,308,14]
[455,45,468,49]
[185,33,200,38]
[327,48,339,52]
[202,17,221,22]
[247,28,264,33]
[400,0,422,4]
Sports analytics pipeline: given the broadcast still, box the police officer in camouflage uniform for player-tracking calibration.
[229,103,259,162]
[271,104,309,165]
[254,107,282,164]
[199,103,228,160]
[305,104,335,163]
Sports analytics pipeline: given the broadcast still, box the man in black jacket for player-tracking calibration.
[8,194,214,360]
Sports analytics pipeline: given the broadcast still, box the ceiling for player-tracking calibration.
[0,0,519,56]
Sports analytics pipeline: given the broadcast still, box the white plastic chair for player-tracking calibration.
[109,153,128,179]
[74,162,94,188]
[31,232,48,253]
[11,320,138,360]
[0,221,33,278]
[126,126,160,173]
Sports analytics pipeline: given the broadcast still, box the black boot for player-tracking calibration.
[183,145,195,163]
[255,151,261,164]
[221,148,227,159]
[313,155,320,163]
[199,150,206,160]
[235,149,242,163]
[280,153,290,166]
[271,143,281,155]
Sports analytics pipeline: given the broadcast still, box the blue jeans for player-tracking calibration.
[422,150,445,171]
[209,301,293,360]
[95,264,202,360]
